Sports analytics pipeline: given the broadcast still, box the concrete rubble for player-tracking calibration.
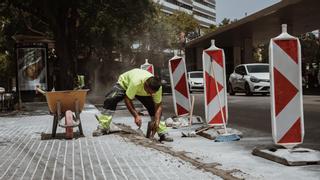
[165,115,203,128]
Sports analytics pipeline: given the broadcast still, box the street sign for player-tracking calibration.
[168,55,191,116]
[140,59,154,74]
[203,40,228,125]
[269,24,304,147]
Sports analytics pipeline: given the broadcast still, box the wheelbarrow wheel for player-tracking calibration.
[65,110,74,139]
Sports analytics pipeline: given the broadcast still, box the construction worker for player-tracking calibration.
[93,68,173,142]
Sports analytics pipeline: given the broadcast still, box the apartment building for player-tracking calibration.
[153,0,216,28]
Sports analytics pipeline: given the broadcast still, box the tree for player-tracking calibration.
[0,53,14,85]
[300,32,320,64]
[0,0,155,90]
[165,11,199,50]
[0,16,16,89]
[219,18,231,27]
[202,24,218,35]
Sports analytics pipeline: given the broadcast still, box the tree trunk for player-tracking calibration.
[51,6,79,90]
[55,37,75,90]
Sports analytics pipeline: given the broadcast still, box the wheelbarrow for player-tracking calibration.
[37,88,89,139]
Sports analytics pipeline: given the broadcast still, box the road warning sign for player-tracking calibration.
[168,55,191,116]
[269,24,304,147]
[203,40,228,125]
[141,59,154,74]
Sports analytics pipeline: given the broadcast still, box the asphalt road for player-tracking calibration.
[162,93,320,150]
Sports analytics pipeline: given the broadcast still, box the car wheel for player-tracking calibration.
[245,83,252,96]
[228,83,235,95]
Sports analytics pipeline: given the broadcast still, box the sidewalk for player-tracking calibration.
[111,110,320,180]
[0,104,219,180]
[1,103,319,180]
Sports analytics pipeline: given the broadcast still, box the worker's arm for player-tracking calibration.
[124,95,141,127]
[150,102,162,138]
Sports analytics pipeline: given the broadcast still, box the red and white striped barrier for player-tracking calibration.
[203,40,228,125]
[140,59,154,74]
[269,24,304,147]
[169,55,191,116]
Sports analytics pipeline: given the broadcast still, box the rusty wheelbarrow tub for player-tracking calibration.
[37,88,89,139]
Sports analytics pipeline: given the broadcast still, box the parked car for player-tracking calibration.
[187,71,204,92]
[228,63,270,95]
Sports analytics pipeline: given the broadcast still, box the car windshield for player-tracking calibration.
[190,72,202,78]
[246,65,269,73]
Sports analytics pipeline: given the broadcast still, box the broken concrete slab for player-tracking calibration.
[252,146,320,166]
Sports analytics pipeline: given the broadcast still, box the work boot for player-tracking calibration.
[159,133,173,142]
[92,126,110,137]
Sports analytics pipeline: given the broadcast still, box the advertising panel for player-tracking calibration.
[17,47,47,91]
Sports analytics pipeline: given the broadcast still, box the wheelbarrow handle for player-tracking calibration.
[36,87,46,95]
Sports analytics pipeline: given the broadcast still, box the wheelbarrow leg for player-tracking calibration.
[52,101,61,138]
[52,115,58,138]
[75,100,84,136]
[78,120,84,136]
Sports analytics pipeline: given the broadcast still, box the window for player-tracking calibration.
[246,65,269,73]
[235,66,246,75]
[193,11,215,21]
[194,0,216,9]
[190,72,203,78]
[165,0,192,10]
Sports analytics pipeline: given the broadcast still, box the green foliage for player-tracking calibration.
[202,24,218,34]
[0,16,15,81]
[0,53,13,78]
[78,0,155,48]
[162,10,199,49]
[0,0,205,89]
[300,32,320,63]
[131,6,200,54]
[0,0,155,89]
[143,6,175,51]
[219,18,231,27]
[166,11,199,35]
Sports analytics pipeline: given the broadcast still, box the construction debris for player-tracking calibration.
[165,116,203,128]
[197,127,243,140]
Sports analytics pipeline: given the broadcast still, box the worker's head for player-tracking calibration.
[144,77,161,95]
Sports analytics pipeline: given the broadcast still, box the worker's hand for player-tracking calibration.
[152,120,160,131]
[134,115,142,128]
[150,119,160,138]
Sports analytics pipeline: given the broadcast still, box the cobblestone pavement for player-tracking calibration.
[0,106,220,180]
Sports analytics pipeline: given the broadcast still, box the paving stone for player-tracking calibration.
[0,106,220,180]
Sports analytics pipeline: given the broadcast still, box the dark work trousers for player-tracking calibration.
[103,83,155,116]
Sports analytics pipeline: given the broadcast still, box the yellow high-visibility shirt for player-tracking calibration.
[118,68,162,103]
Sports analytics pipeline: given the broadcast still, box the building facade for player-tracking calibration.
[153,0,216,28]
